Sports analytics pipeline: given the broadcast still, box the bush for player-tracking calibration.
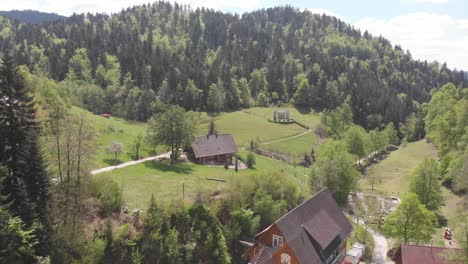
[348,223,375,261]
[92,176,122,215]
[246,152,256,169]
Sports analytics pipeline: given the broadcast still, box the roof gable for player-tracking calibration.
[274,188,353,263]
[302,210,341,249]
[191,134,238,158]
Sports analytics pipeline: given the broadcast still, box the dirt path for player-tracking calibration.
[368,227,391,264]
[350,215,391,264]
[260,129,312,145]
[91,152,171,175]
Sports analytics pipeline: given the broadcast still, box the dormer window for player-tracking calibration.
[281,253,291,264]
[273,234,283,248]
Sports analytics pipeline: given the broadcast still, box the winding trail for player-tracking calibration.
[260,129,313,145]
[91,152,171,175]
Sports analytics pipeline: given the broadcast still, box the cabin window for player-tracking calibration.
[273,234,283,248]
[281,253,291,264]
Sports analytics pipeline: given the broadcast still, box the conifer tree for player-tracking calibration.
[208,119,218,135]
[0,56,39,225]
[0,56,50,254]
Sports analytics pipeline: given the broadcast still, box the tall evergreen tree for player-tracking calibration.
[208,119,218,136]
[0,56,50,255]
[0,56,38,225]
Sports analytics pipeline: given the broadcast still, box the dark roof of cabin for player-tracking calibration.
[255,188,353,264]
[191,134,238,158]
[394,244,465,264]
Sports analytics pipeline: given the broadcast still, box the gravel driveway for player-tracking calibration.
[91,152,171,174]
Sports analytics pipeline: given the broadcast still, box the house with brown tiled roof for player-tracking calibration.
[191,134,238,165]
[393,244,465,264]
[244,188,353,264]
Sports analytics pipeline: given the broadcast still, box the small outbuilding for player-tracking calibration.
[191,134,238,165]
[273,110,291,122]
[393,244,464,264]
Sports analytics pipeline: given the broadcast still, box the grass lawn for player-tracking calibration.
[359,140,438,196]
[96,150,311,210]
[432,188,465,246]
[197,109,308,147]
[241,107,322,129]
[357,139,465,246]
[71,107,160,169]
[73,106,321,169]
[262,131,318,161]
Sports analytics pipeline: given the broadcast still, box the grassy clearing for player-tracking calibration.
[71,107,161,169]
[357,139,465,246]
[359,140,438,196]
[96,150,310,210]
[241,107,322,128]
[247,107,322,159]
[74,106,320,168]
[432,188,465,246]
[262,131,318,161]
[197,109,308,146]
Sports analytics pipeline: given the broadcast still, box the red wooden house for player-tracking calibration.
[244,188,353,264]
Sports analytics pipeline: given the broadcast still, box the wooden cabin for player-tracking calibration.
[191,134,238,165]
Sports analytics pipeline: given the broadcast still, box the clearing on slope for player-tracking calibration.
[97,150,310,209]
[71,107,157,168]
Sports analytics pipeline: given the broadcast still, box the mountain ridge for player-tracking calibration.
[0,2,466,128]
[0,9,66,24]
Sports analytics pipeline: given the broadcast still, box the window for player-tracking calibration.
[281,253,291,264]
[273,234,283,248]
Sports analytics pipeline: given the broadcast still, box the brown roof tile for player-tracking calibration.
[302,210,341,250]
[274,188,352,263]
[191,134,238,158]
[396,244,465,264]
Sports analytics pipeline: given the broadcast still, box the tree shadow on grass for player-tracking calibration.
[294,105,312,114]
[103,158,124,166]
[143,160,195,174]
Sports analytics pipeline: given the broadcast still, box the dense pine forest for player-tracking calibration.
[1,2,466,128]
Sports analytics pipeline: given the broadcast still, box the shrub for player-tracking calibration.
[246,152,256,169]
[92,176,122,215]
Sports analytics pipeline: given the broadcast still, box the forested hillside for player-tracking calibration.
[0,1,466,128]
[0,10,66,24]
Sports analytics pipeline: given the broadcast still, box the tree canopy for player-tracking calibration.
[311,139,359,204]
[0,3,465,127]
[146,105,197,164]
[383,193,437,244]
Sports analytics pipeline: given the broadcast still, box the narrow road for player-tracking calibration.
[91,152,171,175]
[368,227,391,264]
[260,129,312,145]
[349,215,390,264]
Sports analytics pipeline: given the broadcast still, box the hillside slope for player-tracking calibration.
[0,10,66,24]
[0,3,466,128]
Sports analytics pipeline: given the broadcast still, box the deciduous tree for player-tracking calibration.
[311,139,359,204]
[146,106,197,165]
[383,193,436,244]
[409,158,444,211]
